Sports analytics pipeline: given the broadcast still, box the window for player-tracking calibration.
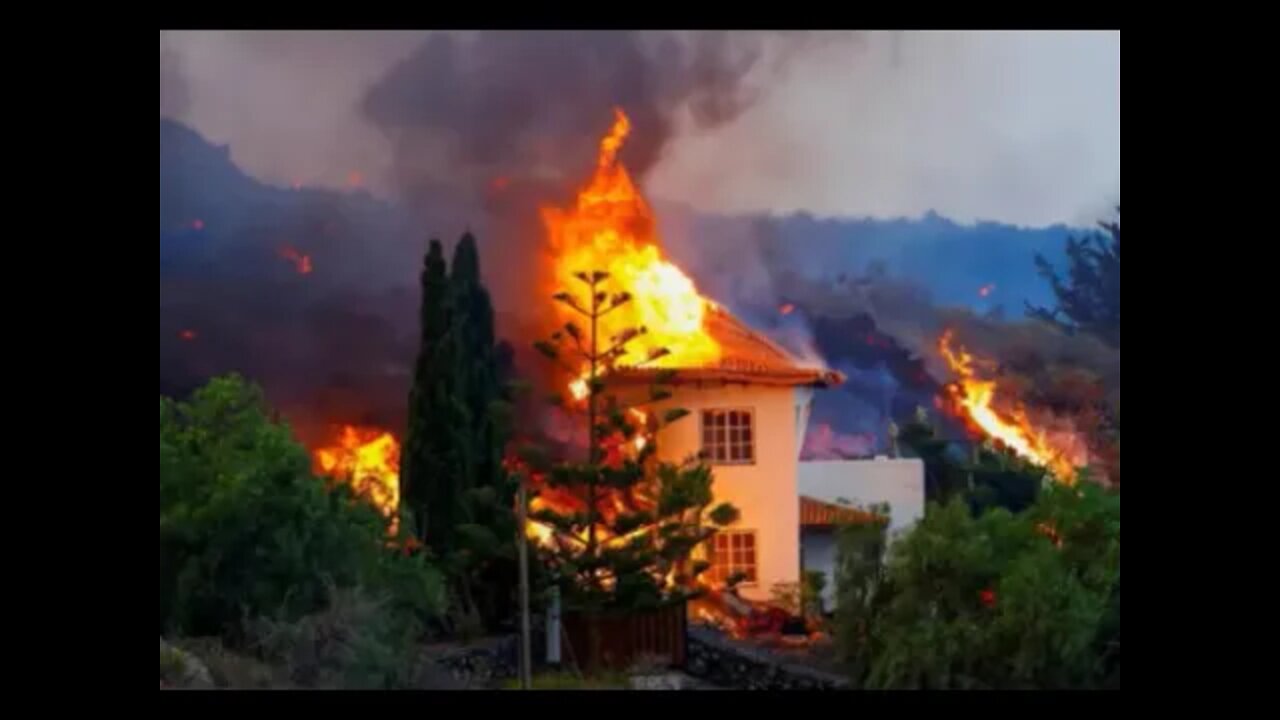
[709,530,758,585]
[701,409,754,464]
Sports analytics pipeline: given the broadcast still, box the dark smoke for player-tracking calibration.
[361,31,837,336]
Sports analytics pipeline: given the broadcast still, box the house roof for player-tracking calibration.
[799,495,886,528]
[612,304,846,388]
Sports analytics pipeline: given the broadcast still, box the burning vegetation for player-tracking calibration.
[937,329,1087,482]
[312,425,402,533]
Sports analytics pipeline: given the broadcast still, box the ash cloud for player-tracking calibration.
[359,30,846,355]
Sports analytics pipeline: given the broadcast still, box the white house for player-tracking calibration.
[611,305,847,602]
[798,458,926,608]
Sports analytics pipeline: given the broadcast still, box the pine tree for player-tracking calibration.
[518,270,739,614]
[1028,206,1120,348]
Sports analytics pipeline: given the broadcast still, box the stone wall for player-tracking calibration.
[683,627,850,690]
[431,635,519,688]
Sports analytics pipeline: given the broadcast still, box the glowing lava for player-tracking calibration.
[313,425,401,532]
[938,329,1083,483]
[541,108,720,386]
[278,245,313,275]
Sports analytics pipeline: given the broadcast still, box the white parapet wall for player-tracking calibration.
[799,457,926,538]
[798,457,926,608]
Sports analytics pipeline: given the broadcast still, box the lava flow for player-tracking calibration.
[541,108,720,389]
[313,425,401,532]
[938,329,1084,482]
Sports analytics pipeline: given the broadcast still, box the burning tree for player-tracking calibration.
[517,269,739,612]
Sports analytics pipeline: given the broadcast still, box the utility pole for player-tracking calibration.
[517,472,532,689]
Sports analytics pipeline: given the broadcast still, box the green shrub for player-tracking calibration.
[835,483,1119,689]
[160,375,445,639]
[244,585,423,689]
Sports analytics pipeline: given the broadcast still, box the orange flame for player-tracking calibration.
[346,170,364,188]
[542,108,720,384]
[938,329,1083,483]
[278,245,313,275]
[779,303,795,315]
[313,425,401,533]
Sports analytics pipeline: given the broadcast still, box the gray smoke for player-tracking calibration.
[160,38,189,120]
[360,30,850,336]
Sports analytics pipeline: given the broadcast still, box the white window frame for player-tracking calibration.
[700,408,756,466]
[708,528,759,587]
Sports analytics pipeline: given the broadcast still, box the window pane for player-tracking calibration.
[715,446,726,461]
[731,533,742,549]
[742,534,754,549]
[730,428,741,443]
[742,428,752,442]
[716,429,726,444]
[743,445,753,461]
[729,445,741,461]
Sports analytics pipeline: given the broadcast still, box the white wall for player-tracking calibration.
[798,458,926,609]
[798,458,926,541]
[643,383,804,602]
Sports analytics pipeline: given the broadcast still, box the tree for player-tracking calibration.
[402,239,453,550]
[518,270,739,614]
[444,232,518,629]
[834,483,1120,689]
[1029,206,1120,348]
[160,375,444,638]
[898,408,1048,512]
[403,232,519,633]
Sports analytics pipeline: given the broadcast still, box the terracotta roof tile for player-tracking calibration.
[612,305,845,388]
[799,495,886,527]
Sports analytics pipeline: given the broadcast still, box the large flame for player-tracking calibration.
[541,108,720,377]
[313,425,401,532]
[938,330,1084,483]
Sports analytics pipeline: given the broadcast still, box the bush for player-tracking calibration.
[244,585,423,689]
[160,375,445,639]
[835,483,1119,689]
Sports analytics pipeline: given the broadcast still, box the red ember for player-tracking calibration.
[178,329,197,341]
[278,245,314,275]
[978,283,996,298]
[191,219,204,231]
[779,303,795,315]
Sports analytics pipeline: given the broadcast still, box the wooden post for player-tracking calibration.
[517,474,532,689]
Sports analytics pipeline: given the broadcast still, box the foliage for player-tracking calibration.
[832,512,892,681]
[1029,206,1120,349]
[159,374,445,639]
[520,270,737,612]
[403,239,454,551]
[898,408,1047,511]
[403,232,518,632]
[834,482,1120,689]
[244,585,425,689]
[167,637,280,689]
[501,671,631,690]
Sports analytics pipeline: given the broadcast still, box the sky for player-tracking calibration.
[159,30,1119,228]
